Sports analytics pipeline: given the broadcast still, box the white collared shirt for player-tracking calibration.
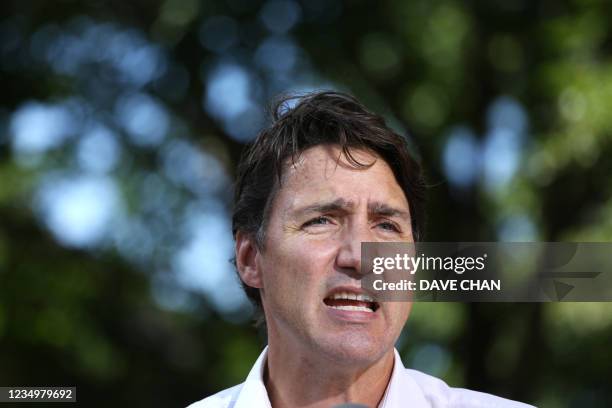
[188,347,535,408]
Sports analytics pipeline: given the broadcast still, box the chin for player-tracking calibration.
[314,333,392,367]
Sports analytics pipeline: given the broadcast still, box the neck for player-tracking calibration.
[264,337,395,408]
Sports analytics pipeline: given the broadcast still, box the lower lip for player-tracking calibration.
[324,304,379,323]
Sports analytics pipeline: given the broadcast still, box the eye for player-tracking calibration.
[377,221,401,233]
[302,216,332,228]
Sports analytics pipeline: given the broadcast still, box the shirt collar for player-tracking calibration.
[233,347,430,408]
[233,346,272,408]
[381,349,430,407]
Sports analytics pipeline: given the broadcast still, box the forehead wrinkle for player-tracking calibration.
[274,146,408,221]
[285,145,378,183]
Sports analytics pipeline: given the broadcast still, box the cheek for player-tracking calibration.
[259,243,310,297]
[260,241,336,300]
[387,302,412,325]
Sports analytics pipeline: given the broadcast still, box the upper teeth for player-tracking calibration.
[330,292,374,302]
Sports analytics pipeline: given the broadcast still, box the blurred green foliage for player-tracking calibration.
[1,0,612,407]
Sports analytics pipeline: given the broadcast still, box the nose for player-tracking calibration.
[334,221,373,278]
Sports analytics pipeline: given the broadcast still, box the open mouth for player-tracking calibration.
[323,291,380,313]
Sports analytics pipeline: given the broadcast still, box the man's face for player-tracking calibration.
[255,145,413,365]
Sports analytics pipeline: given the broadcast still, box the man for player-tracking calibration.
[189,92,534,408]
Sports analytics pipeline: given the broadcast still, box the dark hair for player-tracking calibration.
[232,91,426,319]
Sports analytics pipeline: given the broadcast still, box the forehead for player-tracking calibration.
[274,145,409,211]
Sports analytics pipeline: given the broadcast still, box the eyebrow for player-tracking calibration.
[291,198,411,221]
[292,198,353,217]
[368,201,411,220]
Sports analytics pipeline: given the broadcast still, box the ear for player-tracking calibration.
[235,231,263,289]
